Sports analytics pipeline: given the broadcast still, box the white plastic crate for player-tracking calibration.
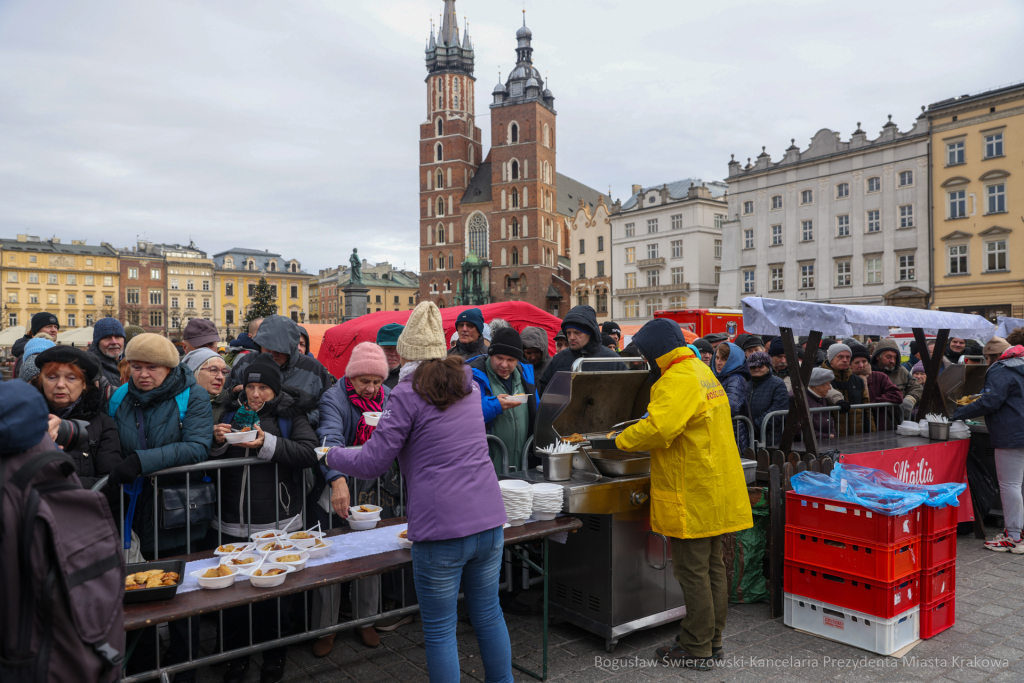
[784,592,919,656]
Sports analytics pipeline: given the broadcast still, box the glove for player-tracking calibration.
[901,398,915,419]
[837,401,851,414]
[108,454,143,487]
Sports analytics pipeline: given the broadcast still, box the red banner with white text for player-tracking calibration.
[837,439,973,523]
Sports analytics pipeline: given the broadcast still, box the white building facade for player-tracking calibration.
[719,116,931,309]
[611,179,728,322]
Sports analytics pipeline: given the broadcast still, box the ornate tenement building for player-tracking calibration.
[417,1,604,316]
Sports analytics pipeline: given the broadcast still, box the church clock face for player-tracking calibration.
[509,82,523,97]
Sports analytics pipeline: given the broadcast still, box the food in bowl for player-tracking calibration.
[217,544,240,553]
[290,532,313,540]
[398,530,408,539]
[314,539,328,548]
[260,541,290,552]
[203,565,234,579]
[253,568,286,577]
[256,532,278,540]
[125,570,179,590]
[229,557,257,565]
[275,553,302,563]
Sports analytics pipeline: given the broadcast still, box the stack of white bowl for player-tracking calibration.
[498,480,534,526]
[896,421,921,436]
[348,504,382,531]
[949,420,971,439]
[530,483,564,520]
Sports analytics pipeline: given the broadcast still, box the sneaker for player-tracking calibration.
[654,644,712,670]
[985,531,1023,553]
[374,614,414,632]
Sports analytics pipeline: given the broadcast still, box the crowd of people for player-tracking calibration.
[4,303,1024,680]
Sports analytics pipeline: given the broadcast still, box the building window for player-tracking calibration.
[428,254,434,270]
[865,258,882,284]
[770,267,784,292]
[948,190,967,218]
[67,274,77,285]
[435,143,443,161]
[771,195,782,210]
[836,261,851,287]
[151,268,161,279]
[48,274,57,284]
[290,285,298,299]
[128,267,138,279]
[7,312,15,327]
[202,280,210,291]
[375,295,381,304]
[85,314,94,327]
[66,293,76,305]
[985,133,1003,159]
[577,290,589,306]
[836,182,849,199]
[714,214,725,229]
[85,295,93,306]
[6,272,16,283]
[867,210,881,233]
[646,269,660,287]
[647,218,658,234]
[836,214,850,237]
[171,278,179,289]
[866,177,880,193]
[186,298,195,309]
[671,267,685,285]
[743,269,755,293]
[225,282,233,296]
[149,290,162,305]
[666,295,684,309]
[800,264,814,289]
[801,189,813,205]
[743,200,754,215]
[625,272,636,289]
[171,296,179,308]
[597,236,604,252]
[150,311,163,327]
[647,243,659,259]
[899,170,913,187]
[771,224,782,245]
[67,314,76,327]
[987,184,1006,214]
[578,263,586,278]
[510,122,518,143]
[899,254,916,281]
[986,240,1007,272]
[511,160,519,180]
[896,204,914,228]
[947,141,965,165]
[624,222,635,237]
[409,297,414,305]
[645,297,662,317]
[48,294,57,305]
[624,299,639,317]
[714,266,721,285]
[714,239,722,258]
[126,288,140,305]
[29,273,39,284]
[744,229,754,249]
[578,238,585,255]
[801,220,813,241]
[625,247,635,264]
[596,261,605,277]
[5,293,15,304]
[510,189,519,209]
[225,310,234,325]
[187,280,194,290]
[511,248,519,265]
[103,277,112,287]
[671,214,683,230]
[671,240,682,258]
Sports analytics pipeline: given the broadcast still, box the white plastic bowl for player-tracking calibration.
[349,505,383,520]
[305,538,334,559]
[498,479,532,491]
[268,550,309,572]
[246,563,295,588]
[505,394,531,405]
[214,542,255,556]
[315,446,330,461]
[396,531,413,549]
[255,539,295,555]
[249,530,285,543]
[362,411,383,426]
[221,553,261,570]
[348,517,379,531]
[190,565,239,589]
[531,511,558,521]
[285,530,325,542]
[507,518,527,527]
[224,430,259,444]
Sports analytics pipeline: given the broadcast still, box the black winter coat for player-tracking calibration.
[87,344,123,388]
[537,305,623,394]
[213,387,320,526]
[45,384,122,491]
[749,373,789,447]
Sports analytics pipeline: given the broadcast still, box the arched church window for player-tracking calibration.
[511,189,519,209]
[437,224,445,244]
[436,197,445,217]
[448,252,454,269]
[510,122,519,144]
[468,213,489,258]
[428,255,434,271]
[435,143,443,162]
[510,217,519,238]
[511,160,519,180]
[511,247,519,265]
[436,169,443,188]
[436,118,443,136]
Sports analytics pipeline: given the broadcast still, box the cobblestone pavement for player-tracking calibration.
[189,532,1024,683]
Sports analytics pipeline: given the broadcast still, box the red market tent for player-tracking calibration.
[317,302,564,379]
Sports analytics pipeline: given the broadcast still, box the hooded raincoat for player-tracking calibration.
[520,326,552,378]
[616,320,752,540]
[537,305,622,394]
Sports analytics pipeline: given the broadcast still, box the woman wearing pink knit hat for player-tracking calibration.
[311,341,396,651]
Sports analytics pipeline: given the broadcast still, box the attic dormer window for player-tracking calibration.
[269,261,276,272]
[648,196,655,204]
[247,260,255,270]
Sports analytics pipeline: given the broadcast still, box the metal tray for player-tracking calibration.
[586,450,651,477]
[124,559,186,604]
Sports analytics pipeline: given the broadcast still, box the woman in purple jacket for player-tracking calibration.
[326,302,511,683]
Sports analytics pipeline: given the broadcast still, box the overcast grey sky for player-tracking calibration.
[1,0,1021,275]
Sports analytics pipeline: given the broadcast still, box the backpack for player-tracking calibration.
[108,384,190,424]
[0,446,124,683]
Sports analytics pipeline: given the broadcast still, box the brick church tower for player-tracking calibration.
[419,3,571,315]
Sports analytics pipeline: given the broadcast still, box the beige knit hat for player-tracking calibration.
[397,302,447,361]
[125,333,180,369]
[984,336,1010,358]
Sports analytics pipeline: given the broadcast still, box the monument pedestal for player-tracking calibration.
[343,285,370,321]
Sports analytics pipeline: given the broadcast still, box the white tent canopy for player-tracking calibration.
[741,297,996,340]
[56,326,95,347]
[0,325,27,347]
[995,317,1024,338]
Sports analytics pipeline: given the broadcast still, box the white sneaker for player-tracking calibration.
[985,531,1024,553]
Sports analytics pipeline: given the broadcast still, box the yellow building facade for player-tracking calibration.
[213,249,314,338]
[1,235,119,331]
[928,84,1024,320]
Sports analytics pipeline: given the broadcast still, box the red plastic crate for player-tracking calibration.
[784,560,920,618]
[922,505,957,536]
[785,526,920,582]
[921,531,957,570]
[921,559,955,604]
[786,492,920,546]
[920,596,955,638]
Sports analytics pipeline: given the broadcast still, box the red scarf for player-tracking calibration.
[345,378,384,446]
[1001,345,1024,361]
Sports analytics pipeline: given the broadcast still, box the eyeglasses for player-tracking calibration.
[203,367,231,377]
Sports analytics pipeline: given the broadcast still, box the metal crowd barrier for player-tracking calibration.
[732,415,755,451]
[759,402,903,450]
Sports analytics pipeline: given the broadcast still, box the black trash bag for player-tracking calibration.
[967,453,998,517]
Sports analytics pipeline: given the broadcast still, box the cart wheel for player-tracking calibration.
[605,640,617,653]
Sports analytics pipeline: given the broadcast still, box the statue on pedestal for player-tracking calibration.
[349,249,362,285]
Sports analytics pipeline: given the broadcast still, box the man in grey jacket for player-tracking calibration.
[871,338,922,419]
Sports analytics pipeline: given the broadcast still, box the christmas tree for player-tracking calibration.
[244,277,278,327]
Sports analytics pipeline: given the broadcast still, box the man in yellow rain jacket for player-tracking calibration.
[616,318,752,669]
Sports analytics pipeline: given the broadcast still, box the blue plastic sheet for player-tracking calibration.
[831,463,965,508]
[790,471,929,517]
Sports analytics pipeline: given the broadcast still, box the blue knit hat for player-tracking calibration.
[93,317,126,343]
[376,323,405,347]
[24,337,56,357]
[455,308,484,336]
[0,380,49,455]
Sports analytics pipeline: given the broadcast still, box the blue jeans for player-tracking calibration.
[411,526,513,683]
